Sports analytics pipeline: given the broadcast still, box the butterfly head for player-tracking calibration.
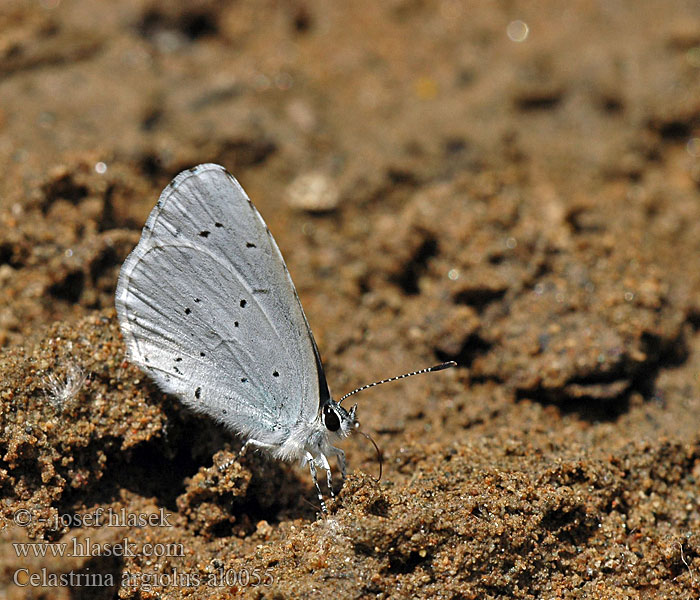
[322,401,357,440]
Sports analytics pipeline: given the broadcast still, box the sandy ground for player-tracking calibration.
[1,0,700,598]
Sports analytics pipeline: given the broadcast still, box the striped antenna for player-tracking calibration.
[338,361,457,405]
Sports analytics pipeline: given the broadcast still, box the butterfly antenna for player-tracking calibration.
[300,495,325,516]
[356,428,383,481]
[339,361,457,404]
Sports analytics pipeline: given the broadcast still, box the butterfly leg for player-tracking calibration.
[306,451,327,514]
[243,438,278,454]
[217,456,236,473]
[335,448,347,490]
[318,453,334,497]
[218,438,273,473]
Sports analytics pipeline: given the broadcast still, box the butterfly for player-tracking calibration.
[116,164,455,511]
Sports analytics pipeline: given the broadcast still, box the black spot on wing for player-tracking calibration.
[240,377,247,383]
[234,321,239,327]
[199,230,210,238]
[184,307,191,315]
[200,351,206,357]
[246,242,256,248]
[273,371,279,377]
[195,387,201,399]
[240,299,247,308]
[215,222,223,228]
[194,298,200,303]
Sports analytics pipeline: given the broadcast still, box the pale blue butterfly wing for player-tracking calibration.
[115,164,328,446]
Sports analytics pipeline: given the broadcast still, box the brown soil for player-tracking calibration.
[2,1,700,598]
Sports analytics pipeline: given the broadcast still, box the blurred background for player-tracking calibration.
[1,1,700,598]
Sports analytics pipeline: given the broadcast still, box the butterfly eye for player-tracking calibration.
[323,405,340,432]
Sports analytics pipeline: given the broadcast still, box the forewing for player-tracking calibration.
[115,164,322,444]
